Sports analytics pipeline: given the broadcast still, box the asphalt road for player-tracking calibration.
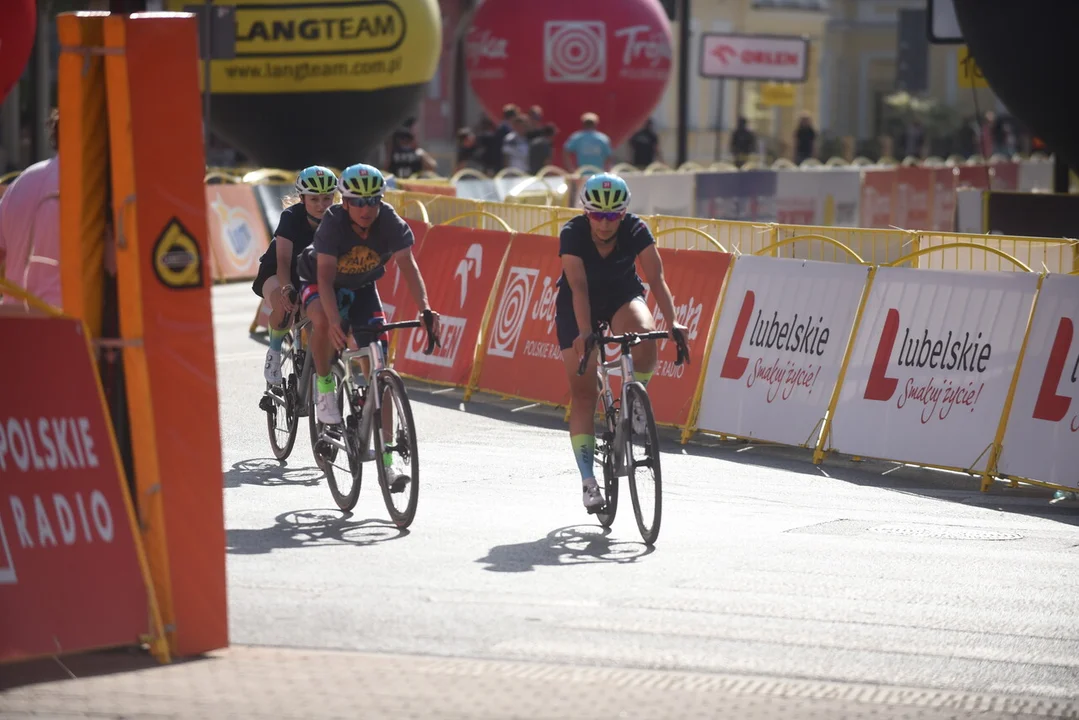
[212,282,1079,707]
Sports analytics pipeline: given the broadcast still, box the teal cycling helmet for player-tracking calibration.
[338,163,386,198]
[295,165,338,195]
[580,173,631,212]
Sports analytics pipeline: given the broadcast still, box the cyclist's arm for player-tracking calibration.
[275,235,294,289]
[561,254,592,340]
[315,252,338,320]
[638,244,679,331]
[392,247,431,313]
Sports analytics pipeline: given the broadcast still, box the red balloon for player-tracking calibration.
[0,0,36,106]
[465,0,672,168]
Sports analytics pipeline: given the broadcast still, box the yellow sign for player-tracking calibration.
[153,219,204,289]
[958,45,989,89]
[167,0,441,94]
[759,82,795,107]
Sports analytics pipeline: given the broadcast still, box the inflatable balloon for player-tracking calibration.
[165,0,441,168]
[952,1,1079,172]
[0,0,36,106]
[465,0,672,167]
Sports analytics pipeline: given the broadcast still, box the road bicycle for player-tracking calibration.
[310,312,439,529]
[577,322,688,546]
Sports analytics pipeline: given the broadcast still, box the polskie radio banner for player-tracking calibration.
[997,274,1079,489]
[696,256,870,446]
[392,225,511,388]
[829,267,1039,471]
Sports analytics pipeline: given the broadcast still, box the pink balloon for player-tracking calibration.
[0,0,36,107]
[465,0,672,168]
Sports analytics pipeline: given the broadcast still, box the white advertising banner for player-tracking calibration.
[624,173,696,218]
[775,170,820,225]
[1018,160,1053,193]
[998,274,1079,489]
[830,267,1039,471]
[697,256,871,446]
[699,33,809,81]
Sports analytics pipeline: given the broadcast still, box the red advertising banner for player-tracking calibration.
[379,218,430,325]
[859,169,896,228]
[477,237,733,426]
[0,315,152,662]
[391,225,513,386]
[956,165,992,191]
[990,160,1020,191]
[930,167,958,232]
[895,167,932,230]
[476,234,573,406]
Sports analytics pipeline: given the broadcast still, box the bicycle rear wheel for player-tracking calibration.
[595,429,619,528]
[374,369,419,529]
[265,333,299,460]
[624,383,662,546]
[311,365,364,512]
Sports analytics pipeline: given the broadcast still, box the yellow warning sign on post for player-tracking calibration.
[759,82,795,107]
[958,46,989,89]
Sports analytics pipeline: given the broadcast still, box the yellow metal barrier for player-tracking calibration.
[913,231,1076,273]
[654,226,727,253]
[754,234,867,265]
[440,210,513,233]
[885,243,1033,272]
[772,223,916,266]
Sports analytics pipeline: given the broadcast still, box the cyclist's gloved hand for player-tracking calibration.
[670,324,690,366]
[421,309,441,355]
[575,332,598,376]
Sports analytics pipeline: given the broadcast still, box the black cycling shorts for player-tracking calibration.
[252,255,300,298]
[299,282,388,352]
[554,282,647,351]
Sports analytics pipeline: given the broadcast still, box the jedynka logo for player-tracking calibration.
[865,308,993,401]
[1033,317,1077,426]
[720,290,831,380]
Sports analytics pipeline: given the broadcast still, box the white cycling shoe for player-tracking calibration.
[263,349,283,384]
[315,388,342,425]
[582,482,604,511]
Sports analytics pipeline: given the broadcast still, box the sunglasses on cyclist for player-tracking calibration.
[587,210,624,221]
[345,195,383,208]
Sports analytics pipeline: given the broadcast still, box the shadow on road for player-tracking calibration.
[227,509,408,554]
[407,381,1079,527]
[0,646,213,692]
[224,458,323,489]
[477,524,654,572]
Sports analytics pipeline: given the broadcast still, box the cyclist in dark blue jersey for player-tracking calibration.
[554,173,689,511]
[252,165,338,384]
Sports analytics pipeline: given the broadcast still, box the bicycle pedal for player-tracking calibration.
[258,395,275,414]
[387,474,409,493]
[585,504,606,515]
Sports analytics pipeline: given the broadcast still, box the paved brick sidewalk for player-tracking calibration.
[2,646,1077,720]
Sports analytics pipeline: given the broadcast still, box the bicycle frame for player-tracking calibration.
[595,341,640,477]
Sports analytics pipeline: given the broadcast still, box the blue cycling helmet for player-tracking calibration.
[338,163,386,198]
[295,165,338,195]
[580,173,631,212]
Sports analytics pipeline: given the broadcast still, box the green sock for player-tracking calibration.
[268,327,287,351]
[383,451,394,468]
[316,373,335,393]
[633,370,654,387]
[571,434,596,482]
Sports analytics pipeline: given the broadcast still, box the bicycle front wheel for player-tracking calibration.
[373,369,419,529]
[266,334,299,460]
[624,382,662,546]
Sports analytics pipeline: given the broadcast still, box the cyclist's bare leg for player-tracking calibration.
[262,276,290,331]
[610,297,657,383]
[262,276,293,383]
[563,344,604,509]
[307,296,336,378]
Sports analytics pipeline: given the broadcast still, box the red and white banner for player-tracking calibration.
[476,234,570,405]
[392,226,512,386]
[699,33,809,82]
[829,267,1039,471]
[998,274,1079,489]
[929,167,958,232]
[775,169,861,229]
[859,169,896,228]
[697,256,871,445]
[380,218,430,325]
[895,167,932,230]
[0,315,150,662]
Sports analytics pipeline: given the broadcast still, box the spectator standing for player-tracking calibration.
[628,118,660,169]
[501,115,531,172]
[794,111,817,165]
[388,130,437,179]
[729,116,756,168]
[563,112,612,174]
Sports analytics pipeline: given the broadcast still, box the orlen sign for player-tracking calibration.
[830,267,1039,471]
[699,33,809,82]
[465,0,673,153]
[997,274,1079,489]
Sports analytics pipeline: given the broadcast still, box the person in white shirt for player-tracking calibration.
[0,109,60,307]
[501,116,531,173]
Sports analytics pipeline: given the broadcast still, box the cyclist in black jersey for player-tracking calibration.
[554,173,689,511]
[252,165,338,384]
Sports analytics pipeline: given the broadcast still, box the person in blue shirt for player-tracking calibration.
[563,112,612,174]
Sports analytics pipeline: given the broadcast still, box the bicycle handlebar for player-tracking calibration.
[576,326,690,376]
[352,309,442,355]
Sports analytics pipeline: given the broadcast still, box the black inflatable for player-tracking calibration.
[953,0,1079,171]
